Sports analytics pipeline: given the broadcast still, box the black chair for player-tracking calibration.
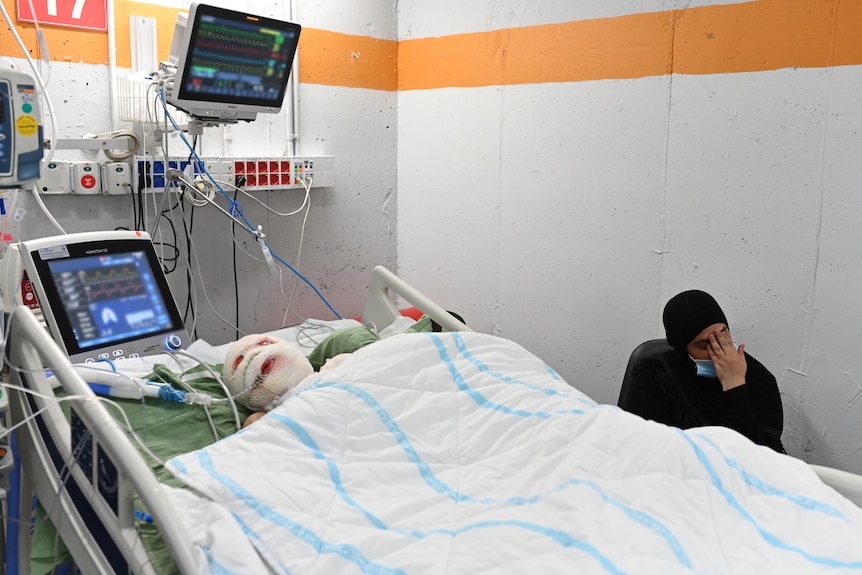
[617,338,674,408]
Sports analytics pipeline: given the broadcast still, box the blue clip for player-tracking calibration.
[134,510,154,523]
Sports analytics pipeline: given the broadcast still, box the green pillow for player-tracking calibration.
[307,326,380,371]
[307,317,433,371]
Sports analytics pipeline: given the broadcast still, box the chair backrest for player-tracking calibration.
[617,338,674,407]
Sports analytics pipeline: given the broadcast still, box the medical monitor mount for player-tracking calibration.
[16,230,190,364]
[165,3,301,126]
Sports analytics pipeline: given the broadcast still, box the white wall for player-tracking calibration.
[397,2,862,473]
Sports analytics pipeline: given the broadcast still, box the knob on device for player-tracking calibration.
[164,334,183,351]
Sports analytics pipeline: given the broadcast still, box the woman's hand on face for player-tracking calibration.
[707,327,747,391]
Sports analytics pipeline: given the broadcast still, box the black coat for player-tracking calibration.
[618,341,784,453]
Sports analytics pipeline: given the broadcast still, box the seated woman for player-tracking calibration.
[618,290,784,452]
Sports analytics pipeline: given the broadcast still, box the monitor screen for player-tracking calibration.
[166,3,301,123]
[18,231,189,364]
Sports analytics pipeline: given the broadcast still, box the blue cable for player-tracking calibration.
[271,250,342,319]
[93,358,117,372]
[157,88,343,319]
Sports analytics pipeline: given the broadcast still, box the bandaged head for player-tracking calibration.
[662,290,728,355]
[223,334,313,411]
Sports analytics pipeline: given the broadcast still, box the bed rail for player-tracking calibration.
[6,305,200,574]
[809,464,862,508]
[362,265,471,333]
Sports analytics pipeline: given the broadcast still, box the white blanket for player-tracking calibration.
[166,331,862,574]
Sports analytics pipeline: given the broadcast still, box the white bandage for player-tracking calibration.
[223,334,313,411]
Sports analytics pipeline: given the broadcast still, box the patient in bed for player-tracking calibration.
[618,290,785,452]
[228,313,464,427]
[226,322,414,427]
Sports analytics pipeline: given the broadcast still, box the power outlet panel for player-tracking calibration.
[133,155,334,194]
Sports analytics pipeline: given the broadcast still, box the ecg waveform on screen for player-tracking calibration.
[194,22,292,74]
[198,22,281,49]
[80,265,145,302]
[191,55,285,78]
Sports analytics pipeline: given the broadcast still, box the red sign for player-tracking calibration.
[17,0,108,31]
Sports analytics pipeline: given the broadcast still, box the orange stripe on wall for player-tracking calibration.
[2,0,861,91]
[676,0,862,72]
[298,29,396,91]
[398,12,673,90]
[398,0,862,90]
[0,20,111,64]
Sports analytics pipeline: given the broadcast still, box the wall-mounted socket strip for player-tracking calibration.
[71,161,102,195]
[35,161,72,194]
[133,155,334,194]
[133,157,205,194]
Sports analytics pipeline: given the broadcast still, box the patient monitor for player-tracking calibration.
[8,230,189,363]
[165,2,301,124]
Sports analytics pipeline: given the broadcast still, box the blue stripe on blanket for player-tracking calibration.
[427,333,586,416]
[445,332,596,408]
[196,450,409,575]
[202,416,630,575]
[201,545,245,575]
[679,431,862,569]
[291,379,691,569]
[694,433,848,521]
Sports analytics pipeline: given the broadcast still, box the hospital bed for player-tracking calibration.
[6,265,862,574]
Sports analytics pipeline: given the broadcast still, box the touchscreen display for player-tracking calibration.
[45,250,176,350]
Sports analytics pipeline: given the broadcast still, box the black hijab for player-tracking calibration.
[662,290,728,354]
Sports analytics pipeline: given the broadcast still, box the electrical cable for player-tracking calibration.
[96,129,141,161]
[185,208,198,334]
[184,224,244,338]
[232,187,240,340]
[213,177,310,217]
[172,349,241,433]
[173,192,198,338]
[156,87,343,319]
[27,182,66,235]
[283,176,314,326]
[292,320,338,351]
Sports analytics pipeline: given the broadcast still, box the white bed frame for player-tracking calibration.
[5,265,861,574]
[4,265,468,574]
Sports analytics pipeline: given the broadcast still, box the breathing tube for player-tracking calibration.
[48,366,214,405]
